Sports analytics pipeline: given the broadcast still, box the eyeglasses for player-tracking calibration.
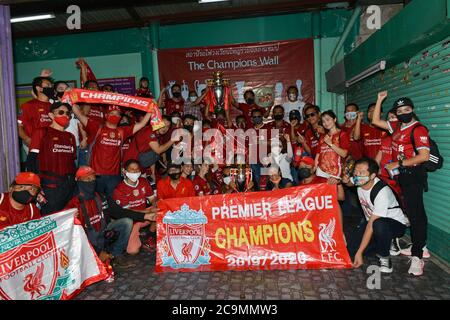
[54,110,72,117]
[305,112,317,119]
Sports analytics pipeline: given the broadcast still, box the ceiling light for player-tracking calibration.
[346,60,386,87]
[199,0,229,4]
[11,14,55,23]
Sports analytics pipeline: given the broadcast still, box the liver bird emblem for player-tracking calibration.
[23,263,46,299]
[319,218,337,252]
[181,241,194,262]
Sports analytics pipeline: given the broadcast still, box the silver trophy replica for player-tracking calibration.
[230,164,253,193]
[207,71,230,114]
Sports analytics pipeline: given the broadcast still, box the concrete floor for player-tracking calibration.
[75,217,450,300]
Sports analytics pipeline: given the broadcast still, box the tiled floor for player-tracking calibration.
[75,216,450,300]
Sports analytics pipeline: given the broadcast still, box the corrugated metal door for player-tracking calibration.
[347,36,450,263]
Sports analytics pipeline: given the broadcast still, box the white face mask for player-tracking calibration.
[189,96,197,102]
[223,176,232,185]
[126,172,141,182]
[193,122,201,132]
[172,117,181,124]
[345,111,357,120]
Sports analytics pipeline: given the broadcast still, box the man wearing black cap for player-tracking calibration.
[371,91,431,276]
[26,101,77,215]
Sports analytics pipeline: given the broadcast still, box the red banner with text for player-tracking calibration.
[156,184,351,273]
[62,89,165,130]
[157,39,315,107]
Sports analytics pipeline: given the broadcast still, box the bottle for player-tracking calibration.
[386,160,400,179]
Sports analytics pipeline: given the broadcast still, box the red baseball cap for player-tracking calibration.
[299,156,315,166]
[76,166,96,180]
[107,105,121,113]
[15,172,41,188]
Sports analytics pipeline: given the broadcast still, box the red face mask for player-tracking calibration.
[54,115,70,128]
[107,114,121,125]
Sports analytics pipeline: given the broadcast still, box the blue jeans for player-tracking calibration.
[347,218,406,257]
[78,147,89,167]
[290,167,299,185]
[96,175,122,198]
[251,164,262,191]
[106,218,133,256]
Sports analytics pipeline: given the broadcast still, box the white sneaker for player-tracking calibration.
[408,256,424,276]
[389,238,402,256]
[400,245,430,258]
[379,256,393,273]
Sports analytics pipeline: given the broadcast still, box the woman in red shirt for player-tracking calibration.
[374,109,401,196]
[372,91,431,276]
[315,110,350,179]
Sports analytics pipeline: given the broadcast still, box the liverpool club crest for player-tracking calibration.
[160,204,210,269]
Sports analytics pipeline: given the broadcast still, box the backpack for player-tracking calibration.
[78,194,108,253]
[410,124,443,172]
[370,179,402,210]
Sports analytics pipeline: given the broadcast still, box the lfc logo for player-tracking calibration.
[0,232,59,300]
[319,218,336,253]
[318,218,343,262]
[160,204,210,269]
[23,263,46,299]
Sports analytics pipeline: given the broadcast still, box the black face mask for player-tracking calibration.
[78,181,96,200]
[12,190,36,205]
[184,125,193,132]
[397,113,413,123]
[273,114,284,121]
[169,173,181,181]
[172,92,182,98]
[42,87,55,99]
[298,168,312,180]
[246,98,255,105]
[56,91,65,99]
[252,116,263,125]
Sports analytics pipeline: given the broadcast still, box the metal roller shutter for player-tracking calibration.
[347,36,450,263]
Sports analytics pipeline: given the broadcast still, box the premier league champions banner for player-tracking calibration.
[0,209,107,300]
[158,39,315,106]
[156,184,351,273]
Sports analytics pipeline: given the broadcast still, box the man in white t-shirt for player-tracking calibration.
[344,157,409,273]
[282,86,305,123]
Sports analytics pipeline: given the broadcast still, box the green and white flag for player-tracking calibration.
[0,209,107,300]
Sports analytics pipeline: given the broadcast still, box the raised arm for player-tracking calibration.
[72,104,89,127]
[372,91,390,131]
[132,112,151,134]
[78,59,88,88]
[158,87,167,109]
[353,111,363,141]
[193,90,207,106]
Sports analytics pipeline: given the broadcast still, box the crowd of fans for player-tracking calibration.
[0,60,433,278]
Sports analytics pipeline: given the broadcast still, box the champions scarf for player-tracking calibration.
[62,89,165,130]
